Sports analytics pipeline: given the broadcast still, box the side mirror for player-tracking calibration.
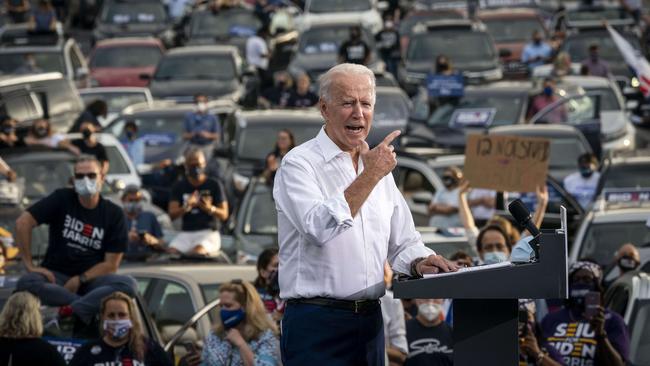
[498,48,512,58]
[412,191,433,205]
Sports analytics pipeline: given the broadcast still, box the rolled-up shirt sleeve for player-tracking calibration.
[387,181,435,275]
[274,157,353,246]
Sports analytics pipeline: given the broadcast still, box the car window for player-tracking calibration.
[236,123,320,160]
[397,167,435,196]
[0,92,41,122]
[154,54,236,81]
[425,240,477,258]
[533,95,595,125]
[155,280,194,329]
[105,145,131,175]
[300,26,375,54]
[548,137,588,170]
[428,95,523,127]
[109,115,185,144]
[407,32,495,63]
[601,164,650,189]
[90,46,163,68]
[0,52,66,74]
[375,93,409,125]
[579,221,650,265]
[8,158,73,200]
[563,33,640,63]
[39,79,83,117]
[101,1,167,23]
[136,277,153,296]
[483,18,543,43]
[190,10,261,38]
[308,0,371,13]
[586,87,621,111]
[243,184,276,235]
[81,92,148,114]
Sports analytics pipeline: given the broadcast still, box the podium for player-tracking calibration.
[393,223,568,365]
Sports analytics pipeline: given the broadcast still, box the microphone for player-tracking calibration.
[508,199,541,260]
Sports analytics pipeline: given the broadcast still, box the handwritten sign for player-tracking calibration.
[464,134,550,192]
[426,74,465,98]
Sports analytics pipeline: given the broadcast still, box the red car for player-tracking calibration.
[88,37,165,87]
[479,8,548,79]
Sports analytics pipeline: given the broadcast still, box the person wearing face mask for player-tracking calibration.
[517,299,563,366]
[603,243,641,289]
[375,15,401,77]
[24,118,80,155]
[199,280,280,366]
[15,156,137,328]
[527,78,567,123]
[428,166,463,229]
[253,248,284,323]
[581,44,610,78]
[71,121,110,174]
[69,99,107,133]
[541,261,629,366]
[69,291,172,366]
[338,25,371,65]
[0,115,25,150]
[121,185,164,261]
[120,120,146,166]
[168,148,228,257]
[183,94,221,158]
[563,153,600,210]
[475,224,512,265]
[521,30,552,72]
[404,298,453,366]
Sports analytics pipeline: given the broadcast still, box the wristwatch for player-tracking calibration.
[410,257,427,278]
[79,273,88,285]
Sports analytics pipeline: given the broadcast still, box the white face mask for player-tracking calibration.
[74,177,99,197]
[418,303,442,322]
[103,319,132,340]
[483,251,508,265]
[197,102,208,113]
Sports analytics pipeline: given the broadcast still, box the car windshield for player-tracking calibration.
[243,184,276,235]
[548,137,588,169]
[308,0,371,13]
[81,92,149,114]
[586,87,621,111]
[579,221,650,265]
[102,2,166,24]
[300,26,374,54]
[407,32,495,62]
[602,164,650,189]
[190,10,261,38]
[563,33,640,62]
[428,94,523,127]
[483,18,543,43]
[9,159,72,200]
[629,299,650,366]
[108,115,185,145]
[400,12,464,36]
[154,55,235,81]
[237,123,321,160]
[0,52,65,74]
[90,46,162,68]
[566,8,633,23]
[375,92,409,125]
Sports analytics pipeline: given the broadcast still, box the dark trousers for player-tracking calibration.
[281,301,385,366]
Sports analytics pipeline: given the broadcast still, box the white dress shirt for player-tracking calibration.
[273,127,434,300]
[381,289,408,354]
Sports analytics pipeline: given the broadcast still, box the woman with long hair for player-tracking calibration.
[262,129,295,182]
[0,292,66,366]
[253,248,283,322]
[201,280,280,365]
[69,292,172,366]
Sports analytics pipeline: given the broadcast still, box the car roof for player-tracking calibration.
[2,146,77,162]
[165,45,238,56]
[608,155,650,166]
[559,75,613,88]
[427,154,465,168]
[119,264,257,285]
[80,87,150,94]
[490,124,582,137]
[121,99,234,115]
[0,72,65,87]
[478,7,541,19]
[240,109,323,124]
[590,207,650,223]
[94,37,163,48]
[465,80,535,94]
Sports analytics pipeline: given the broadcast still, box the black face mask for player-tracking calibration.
[437,63,449,72]
[81,128,92,139]
[442,176,455,188]
[618,256,639,272]
[1,125,13,135]
[35,127,48,138]
[187,166,205,179]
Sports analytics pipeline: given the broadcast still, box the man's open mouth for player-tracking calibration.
[346,125,364,132]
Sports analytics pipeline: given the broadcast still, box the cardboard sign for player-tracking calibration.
[464,134,550,192]
[450,108,495,128]
[426,74,465,98]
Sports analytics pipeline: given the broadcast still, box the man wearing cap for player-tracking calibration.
[541,261,629,366]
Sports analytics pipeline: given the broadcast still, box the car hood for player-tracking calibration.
[296,10,380,32]
[406,59,497,74]
[97,22,167,36]
[149,79,238,99]
[186,36,248,56]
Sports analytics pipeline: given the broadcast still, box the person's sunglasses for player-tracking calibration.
[74,173,98,180]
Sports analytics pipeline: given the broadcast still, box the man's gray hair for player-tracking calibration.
[318,63,376,103]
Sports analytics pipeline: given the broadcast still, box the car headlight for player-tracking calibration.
[631,77,640,88]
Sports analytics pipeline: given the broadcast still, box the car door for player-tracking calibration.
[394,158,441,226]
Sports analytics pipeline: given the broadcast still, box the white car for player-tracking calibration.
[65,132,141,188]
[295,0,384,34]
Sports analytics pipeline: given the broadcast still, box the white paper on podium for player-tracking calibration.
[423,261,513,278]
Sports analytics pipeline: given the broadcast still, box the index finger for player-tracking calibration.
[381,130,401,146]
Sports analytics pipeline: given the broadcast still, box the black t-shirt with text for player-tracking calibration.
[171,177,225,231]
[375,29,400,58]
[404,319,453,366]
[69,338,172,366]
[28,188,128,276]
[0,337,66,366]
[71,139,109,163]
[338,39,371,64]
[287,90,319,108]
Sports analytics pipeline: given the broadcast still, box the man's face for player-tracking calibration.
[320,73,374,152]
[74,160,104,189]
[185,153,207,178]
[123,192,142,204]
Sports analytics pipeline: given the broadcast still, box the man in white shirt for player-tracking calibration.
[563,153,601,210]
[273,63,457,366]
[246,27,270,88]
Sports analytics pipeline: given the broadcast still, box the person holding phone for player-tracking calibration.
[517,300,563,366]
[168,148,228,257]
[200,280,280,366]
[121,185,165,260]
[541,261,629,366]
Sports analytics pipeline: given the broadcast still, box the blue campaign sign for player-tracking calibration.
[426,74,465,98]
[142,132,177,147]
[450,108,496,128]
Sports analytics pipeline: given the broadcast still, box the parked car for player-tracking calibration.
[88,37,165,87]
[144,45,247,103]
[92,0,175,47]
[295,0,384,34]
[597,155,650,193]
[0,72,84,134]
[398,19,501,96]
[79,87,154,127]
[0,24,89,88]
[398,9,465,54]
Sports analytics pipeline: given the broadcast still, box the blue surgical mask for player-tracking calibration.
[103,319,132,340]
[580,168,594,178]
[511,236,535,263]
[543,86,553,97]
[74,177,98,197]
[483,251,508,265]
[220,308,245,329]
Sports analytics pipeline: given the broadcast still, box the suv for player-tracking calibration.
[398,19,502,95]
[0,72,84,133]
[0,24,89,89]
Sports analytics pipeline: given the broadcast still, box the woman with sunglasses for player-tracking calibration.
[200,280,280,366]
